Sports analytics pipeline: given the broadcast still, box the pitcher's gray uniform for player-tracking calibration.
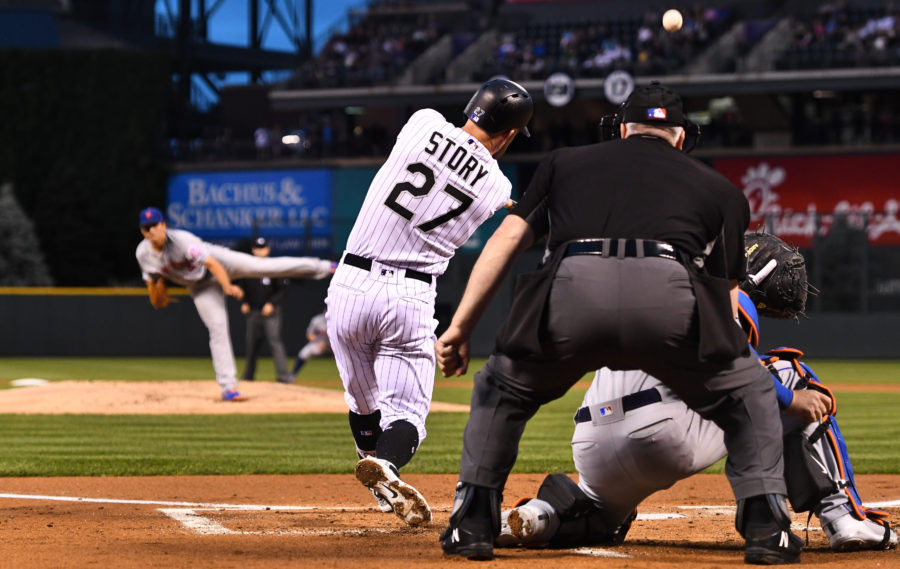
[327,78,533,528]
[136,226,333,395]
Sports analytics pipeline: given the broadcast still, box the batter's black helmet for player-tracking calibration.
[463,78,533,137]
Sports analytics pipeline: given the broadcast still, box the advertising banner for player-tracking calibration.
[166,169,333,255]
[714,155,900,246]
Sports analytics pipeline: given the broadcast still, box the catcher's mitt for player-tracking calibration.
[740,232,808,320]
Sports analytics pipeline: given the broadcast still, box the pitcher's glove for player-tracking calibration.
[148,276,176,308]
[741,232,808,320]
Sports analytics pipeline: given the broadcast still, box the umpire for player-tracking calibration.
[239,237,292,383]
[436,82,802,564]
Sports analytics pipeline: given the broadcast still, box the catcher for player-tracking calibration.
[496,233,897,553]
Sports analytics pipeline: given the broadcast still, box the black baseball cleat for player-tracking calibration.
[441,483,501,561]
[744,528,803,565]
[440,518,494,561]
[737,494,803,565]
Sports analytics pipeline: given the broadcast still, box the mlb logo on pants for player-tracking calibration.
[597,405,614,417]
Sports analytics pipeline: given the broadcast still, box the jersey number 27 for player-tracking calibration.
[384,162,473,232]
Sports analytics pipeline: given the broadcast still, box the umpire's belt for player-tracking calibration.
[343,253,433,284]
[563,239,679,261]
[573,387,663,424]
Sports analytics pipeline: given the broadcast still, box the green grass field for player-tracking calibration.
[1,357,899,477]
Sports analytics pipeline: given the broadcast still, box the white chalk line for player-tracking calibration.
[157,507,632,557]
[868,500,900,508]
[570,547,631,558]
[638,512,685,520]
[157,508,400,536]
[4,493,897,542]
[0,493,364,511]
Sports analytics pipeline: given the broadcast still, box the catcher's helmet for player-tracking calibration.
[464,78,533,137]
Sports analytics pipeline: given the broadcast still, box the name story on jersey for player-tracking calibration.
[424,131,491,188]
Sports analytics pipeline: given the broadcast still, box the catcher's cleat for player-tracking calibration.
[355,457,431,526]
[823,514,898,551]
[496,500,551,547]
[369,488,394,513]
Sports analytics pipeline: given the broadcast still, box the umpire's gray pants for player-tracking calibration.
[460,255,785,501]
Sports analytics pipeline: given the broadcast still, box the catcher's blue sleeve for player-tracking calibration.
[752,345,794,408]
[773,377,794,409]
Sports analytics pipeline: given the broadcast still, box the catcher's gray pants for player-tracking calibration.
[243,308,290,382]
[459,255,786,502]
[188,250,332,392]
[572,378,728,530]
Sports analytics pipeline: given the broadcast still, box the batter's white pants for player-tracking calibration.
[325,258,438,443]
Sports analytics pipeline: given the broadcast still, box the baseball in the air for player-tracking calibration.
[662,9,683,32]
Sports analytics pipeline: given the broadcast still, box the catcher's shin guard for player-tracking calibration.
[535,472,631,547]
[441,483,501,560]
[769,351,893,532]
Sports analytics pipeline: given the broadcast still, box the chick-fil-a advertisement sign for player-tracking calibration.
[714,155,900,247]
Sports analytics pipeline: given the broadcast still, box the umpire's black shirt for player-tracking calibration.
[512,135,749,280]
[240,276,288,310]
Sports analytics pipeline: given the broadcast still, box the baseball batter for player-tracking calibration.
[135,207,334,400]
[497,238,896,553]
[326,78,533,526]
[289,310,331,380]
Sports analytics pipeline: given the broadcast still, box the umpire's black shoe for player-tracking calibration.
[441,484,501,561]
[744,528,803,565]
[738,494,802,565]
[440,518,494,561]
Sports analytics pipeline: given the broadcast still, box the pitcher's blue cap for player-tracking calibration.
[139,207,164,227]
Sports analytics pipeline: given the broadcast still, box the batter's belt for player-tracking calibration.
[342,253,433,284]
[573,387,665,425]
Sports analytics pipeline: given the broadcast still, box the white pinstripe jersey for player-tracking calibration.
[345,109,512,275]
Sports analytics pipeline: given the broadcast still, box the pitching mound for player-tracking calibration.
[0,380,470,414]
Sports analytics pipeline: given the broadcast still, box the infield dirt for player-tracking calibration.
[1,381,897,567]
[1,473,898,568]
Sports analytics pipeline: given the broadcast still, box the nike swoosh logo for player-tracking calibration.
[383,487,399,499]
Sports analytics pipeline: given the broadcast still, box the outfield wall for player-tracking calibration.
[2,260,900,359]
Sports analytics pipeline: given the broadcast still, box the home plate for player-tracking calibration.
[11,378,49,387]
